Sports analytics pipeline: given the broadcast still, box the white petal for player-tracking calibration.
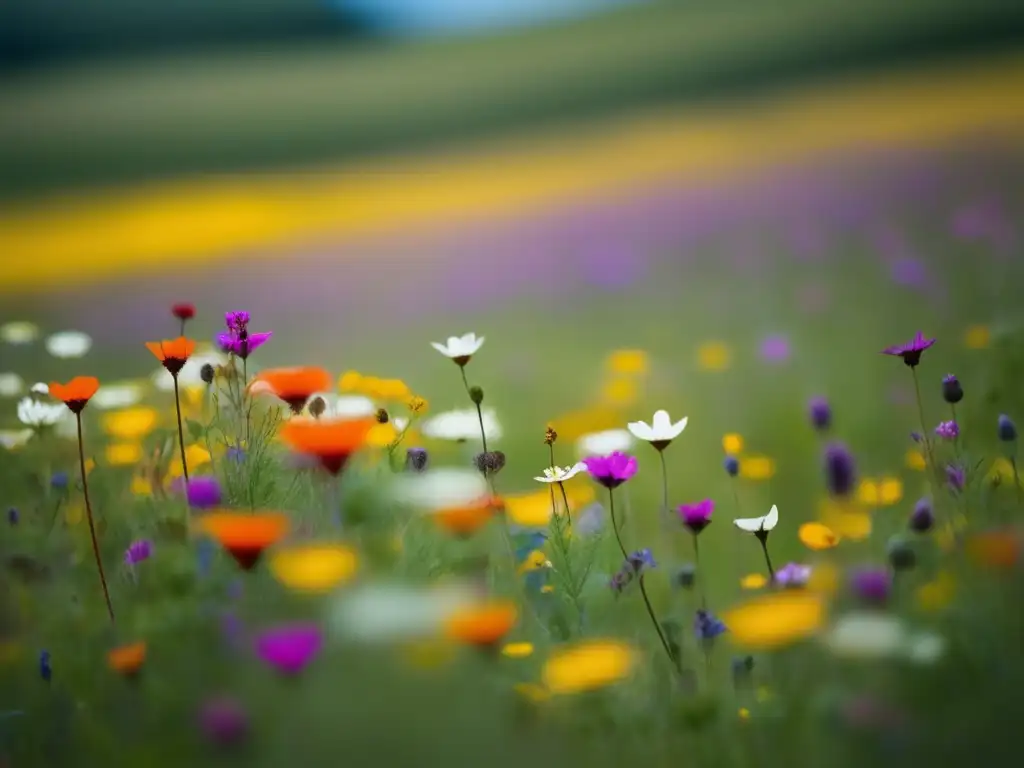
[763,504,779,530]
[30,382,49,395]
[733,516,765,533]
[92,382,146,410]
[670,416,689,436]
[905,632,945,664]
[392,468,489,510]
[577,428,634,457]
[421,408,501,442]
[626,420,654,441]
[0,373,24,397]
[45,331,92,359]
[652,410,672,431]
[430,341,450,356]
[330,582,479,643]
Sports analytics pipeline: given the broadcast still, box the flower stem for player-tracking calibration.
[608,488,676,667]
[693,533,707,609]
[173,374,190,484]
[757,535,775,580]
[658,449,673,554]
[911,367,940,500]
[77,412,114,623]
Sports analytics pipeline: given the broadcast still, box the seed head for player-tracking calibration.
[200,363,215,384]
[544,425,557,445]
[474,450,506,476]
[308,397,326,419]
[375,408,389,424]
[468,386,484,405]
[941,374,963,404]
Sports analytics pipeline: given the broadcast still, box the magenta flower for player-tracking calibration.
[882,331,935,368]
[934,420,959,441]
[255,623,323,676]
[582,452,638,489]
[216,310,272,360]
[678,499,714,534]
[124,539,153,566]
[198,696,248,746]
[186,476,222,509]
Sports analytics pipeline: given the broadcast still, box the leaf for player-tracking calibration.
[185,419,206,443]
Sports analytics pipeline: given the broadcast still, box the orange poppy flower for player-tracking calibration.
[49,376,100,414]
[254,367,332,413]
[108,641,147,677]
[444,601,518,647]
[145,337,196,375]
[280,417,375,474]
[431,497,504,537]
[199,512,290,570]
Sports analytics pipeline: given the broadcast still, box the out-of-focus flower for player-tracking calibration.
[198,696,248,746]
[740,573,767,590]
[198,512,290,570]
[269,544,358,593]
[280,417,375,475]
[759,334,791,363]
[734,504,779,533]
[255,624,323,676]
[576,428,633,457]
[107,642,146,677]
[422,408,502,443]
[697,341,732,371]
[774,563,812,587]
[444,601,518,647]
[909,498,934,532]
[945,463,966,494]
[722,434,744,454]
[965,529,1021,570]
[694,609,727,641]
[808,397,831,431]
[887,536,916,571]
[91,382,146,410]
[541,640,637,695]
[392,468,490,509]
[534,463,586,484]
[124,539,153,566]
[721,591,825,649]
[604,349,648,376]
[627,410,688,450]
[253,367,332,414]
[49,377,100,415]
[428,497,502,537]
[824,442,856,496]
[740,455,776,481]
[723,455,740,477]
[172,302,196,321]
[501,642,534,659]
[330,582,479,643]
[1,321,40,345]
[152,350,226,392]
[906,631,946,664]
[823,613,906,659]
[430,332,485,365]
[45,331,92,359]
[882,331,935,367]
[799,522,839,550]
[849,567,891,604]
[0,429,33,449]
[678,499,713,534]
[963,324,990,349]
[17,397,67,427]
[0,372,24,397]
[186,477,222,509]
[941,374,963,404]
[582,452,638,489]
[998,414,1017,443]
[934,421,959,441]
[102,407,158,441]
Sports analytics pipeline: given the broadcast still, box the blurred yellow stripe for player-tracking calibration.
[3,55,1024,292]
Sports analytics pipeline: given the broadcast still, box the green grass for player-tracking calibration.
[2,0,1023,199]
[2,146,1024,765]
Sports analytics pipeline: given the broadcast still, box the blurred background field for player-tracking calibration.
[3,2,1024,763]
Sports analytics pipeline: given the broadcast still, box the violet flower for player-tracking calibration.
[946,463,966,494]
[849,567,891,605]
[186,476,222,509]
[678,499,714,534]
[882,331,936,368]
[626,548,657,575]
[198,696,248,746]
[774,562,812,588]
[254,623,323,676]
[582,451,638,489]
[934,421,959,441]
[124,539,153,566]
[824,442,856,497]
[808,397,831,431]
[216,310,272,360]
[694,609,727,641]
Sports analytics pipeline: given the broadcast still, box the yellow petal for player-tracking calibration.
[338,371,362,392]
[541,640,637,695]
[740,573,767,590]
[131,476,153,496]
[722,592,826,650]
[501,642,535,659]
[105,443,143,467]
[878,477,903,506]
[102,407,159,440]
[807,561,840,595]
[514,682,551,703]
[269,544,358,593]
[740,455,775,481]
[798,522,840,551]
[366,423,398,448]
[916,571,956,612]
[856,479,880,505]
[505,491,556,527]
[600,377,638,407]
[722,433,744,454]
[988,458,1016,482]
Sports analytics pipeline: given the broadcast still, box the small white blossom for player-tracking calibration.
[0,373,24,397]
[576,428,633,457]
[309,394,376,419]
[151,350,225,392]
[17,397,68,427]
[430,332,485,364]
[421,408,501,442]
[905,631,946,665]
[44,330,92,359]
[30,382,49,396]
[92,381,146,410]
[533,463,586,484]
[733,504,779,533]
[627,410,688,448]
[0,321,40,345]
[823,612,907,659]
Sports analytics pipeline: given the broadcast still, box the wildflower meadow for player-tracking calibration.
[2,169,1024,767]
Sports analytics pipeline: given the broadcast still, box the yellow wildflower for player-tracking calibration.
[605,349,649,376]
[964,324,990,349]
[740,573,767,590]
[102,407,159,440]
[905,450,926,471]
[600,377,638,407]
[105,443,143,467]
[501,642,535,659]
[269,543,358,593]
[798,522,840,551]
[740,455,775,481]
[722,592,826,649]
[697,342,732,372]
[722,433,744,454]
[541,640,637,695]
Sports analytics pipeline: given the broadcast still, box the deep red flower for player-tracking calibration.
[172,303,196,321]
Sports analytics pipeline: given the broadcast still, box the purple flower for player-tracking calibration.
[198,696,248,746]
[774,562,811,587]
[945,463,966,494]
[824,442,856,497]
[124,539,153,566]
[226,445,246,463]
[626,548,656,575]
[609,570,632,594]
[225,311,250,332]
[582,452,638,489]
[186,476,222,509]
[909,431,923,444]
[254,623,323,676]
[882,331,936,368]
[217,311,271,360]
[849,567,891,604]
[678,499,714,534]
[808,397,831,431]
[759,335,791,364]
[694,609,727,641]
[934,421,959,441]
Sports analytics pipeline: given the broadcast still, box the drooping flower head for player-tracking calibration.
[253,367,332,414]
[882,331,936,367]
[255,623,323,676]
[774,563,812,588]
[582,452,638,489]
[934,420,959,441]
[145,337,196,376]
[199,512,290,570]
[124,539,153,566]
[626,410,688,451]
[678,499,714,534]
[49,377,100,414]
[185,476,223,509]
[280,417,375,475]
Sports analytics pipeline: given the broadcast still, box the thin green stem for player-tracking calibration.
[77,412,114,623]
[758,535,775,579]
[173,374,190,485]
[693,533,707,609]
[911,367,940,501]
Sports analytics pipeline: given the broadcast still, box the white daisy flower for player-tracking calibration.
[627,409,688,449]
[823,612,907,659]
[30,382,49,396]
[0,429,34,449]
[92,381,146,410]
[421,407,501,442]
[17,397,68,427]
[44,330,92,359]
[0,373,24,397]
[576,428,633,457]
[330,582,479,643]
[430,332,485,364]
[0,321,40,345]
[391,468,490,510]
[533,463,587,484]
[733,504,780,533]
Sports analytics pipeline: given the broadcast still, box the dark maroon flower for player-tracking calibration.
[882,331,935,368]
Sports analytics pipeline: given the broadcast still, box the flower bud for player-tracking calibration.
[200,363,215,384]
[998,414,1017,442]
[909,498,933,533]
[375,408,389,424]
[468,386,484,405]
[544,425,557,445]
[673,563,697,589]
[886,535,916,571]
[307,397,326,419]
[405,447,428,472]
[941,374,963,404]
[723,455,739,477]
[824,442,856,497]
[808,397,831,431]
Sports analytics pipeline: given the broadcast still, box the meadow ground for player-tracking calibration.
[2,134,1024,765]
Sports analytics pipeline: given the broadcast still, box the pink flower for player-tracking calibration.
[581,452,638,489]
[254,623,322,676]
[677,499,714,534]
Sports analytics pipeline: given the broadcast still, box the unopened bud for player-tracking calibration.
[308,397,326,419]
[887,536,916,571]
[405,447,428,472]
[942,374,963,404]
[468,386,484,405]
[200,363,215,384]
[376,408,389,424]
